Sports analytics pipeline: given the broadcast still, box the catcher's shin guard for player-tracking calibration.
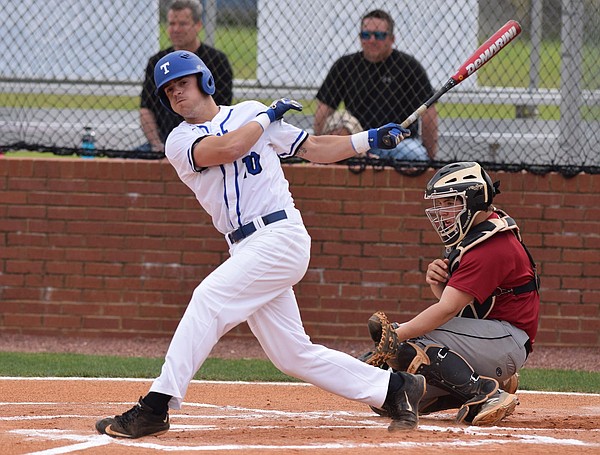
[393,343,499,423]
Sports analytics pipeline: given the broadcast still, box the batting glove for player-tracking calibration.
[253,98,303,131]
[369,123,411,148]
[351,123,411,155]
[265,98,303,122]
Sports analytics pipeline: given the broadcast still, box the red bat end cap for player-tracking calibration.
[452,20,522,82]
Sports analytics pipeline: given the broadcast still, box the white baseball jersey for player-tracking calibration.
[165,100,308,235]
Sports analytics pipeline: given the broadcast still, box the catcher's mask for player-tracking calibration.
[154,51,215,114]
[424,162,500,247]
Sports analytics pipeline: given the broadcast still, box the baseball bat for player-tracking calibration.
[385,20,522,146]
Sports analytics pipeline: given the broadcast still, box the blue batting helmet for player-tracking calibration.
[154,51,216,114]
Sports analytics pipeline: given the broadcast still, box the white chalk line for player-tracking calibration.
[10,427,600,454]
[6,403,600,453]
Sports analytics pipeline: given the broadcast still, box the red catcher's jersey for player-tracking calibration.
[447,230,540,343]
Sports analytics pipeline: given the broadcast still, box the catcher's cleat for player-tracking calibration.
[382,372,426,431]
[95,397,170,439]
[470,391,519,426]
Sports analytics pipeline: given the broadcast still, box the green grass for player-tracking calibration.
[1,352,598,393]
[0,352,298,382]
[519,368,600,394]
[1,92,138,111]
[164,24,257,80]
[477,39,600,90]
[214,25,257,80]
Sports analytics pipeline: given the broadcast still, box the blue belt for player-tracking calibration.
[227,210,288,244]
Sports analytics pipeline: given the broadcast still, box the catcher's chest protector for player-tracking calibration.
[444,209,539,319]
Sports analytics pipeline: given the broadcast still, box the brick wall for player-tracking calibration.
[1,157,599,347]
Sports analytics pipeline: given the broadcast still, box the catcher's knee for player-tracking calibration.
[388,341,430,373]
[393,343,499,408]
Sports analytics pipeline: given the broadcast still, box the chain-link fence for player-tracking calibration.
[1,0,599,175]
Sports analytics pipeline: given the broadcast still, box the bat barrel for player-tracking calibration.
[451,20,521,83]
[399,20,522,135]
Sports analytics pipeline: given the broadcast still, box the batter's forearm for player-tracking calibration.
[297,135,357,163]
[192,121,265,167]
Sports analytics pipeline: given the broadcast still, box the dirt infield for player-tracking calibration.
[1,378,599,454]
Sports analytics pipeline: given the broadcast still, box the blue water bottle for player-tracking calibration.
[81,126,96,158]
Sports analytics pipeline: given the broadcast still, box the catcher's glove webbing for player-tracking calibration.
[360,311,401,367]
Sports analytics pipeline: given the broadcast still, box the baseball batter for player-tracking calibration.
[361,162,540,425]
[95,50,426,438]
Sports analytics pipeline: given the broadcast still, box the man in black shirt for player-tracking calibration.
[139,0,233,152]
[314,10,438,160]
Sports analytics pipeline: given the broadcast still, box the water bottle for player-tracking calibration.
[81,126,96,158]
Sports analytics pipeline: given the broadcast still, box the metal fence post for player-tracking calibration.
[203,0,217,47]
[558,0,584,165]
[517,0,543,119]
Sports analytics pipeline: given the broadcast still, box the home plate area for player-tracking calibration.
[0,378,599,454]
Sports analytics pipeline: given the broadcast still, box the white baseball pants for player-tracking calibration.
[150,212,391,410]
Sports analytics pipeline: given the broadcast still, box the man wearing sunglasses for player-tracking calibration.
[314,9,438,162]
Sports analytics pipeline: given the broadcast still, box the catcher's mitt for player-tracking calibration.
[359,311,401,368]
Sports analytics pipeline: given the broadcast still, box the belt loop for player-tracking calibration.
[254,216,266,230]
[226,209,289,245]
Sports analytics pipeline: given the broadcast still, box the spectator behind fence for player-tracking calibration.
[314,9,438,161]
[138,0,233,153]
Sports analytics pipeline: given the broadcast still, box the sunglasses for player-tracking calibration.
[359,31,389,41]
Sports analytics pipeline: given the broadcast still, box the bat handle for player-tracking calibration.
[382,136,394,147]
[401,105,428,129]
[399,78,455,129]
[382,127,409,148]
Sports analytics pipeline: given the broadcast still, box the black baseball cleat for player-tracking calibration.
[95,397,170,438]
[382,372,426,431]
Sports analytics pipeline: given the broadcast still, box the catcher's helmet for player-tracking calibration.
[424,162,499,247]
[154,51,215,114]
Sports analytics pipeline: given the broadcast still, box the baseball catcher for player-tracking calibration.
[359,162,540,425]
